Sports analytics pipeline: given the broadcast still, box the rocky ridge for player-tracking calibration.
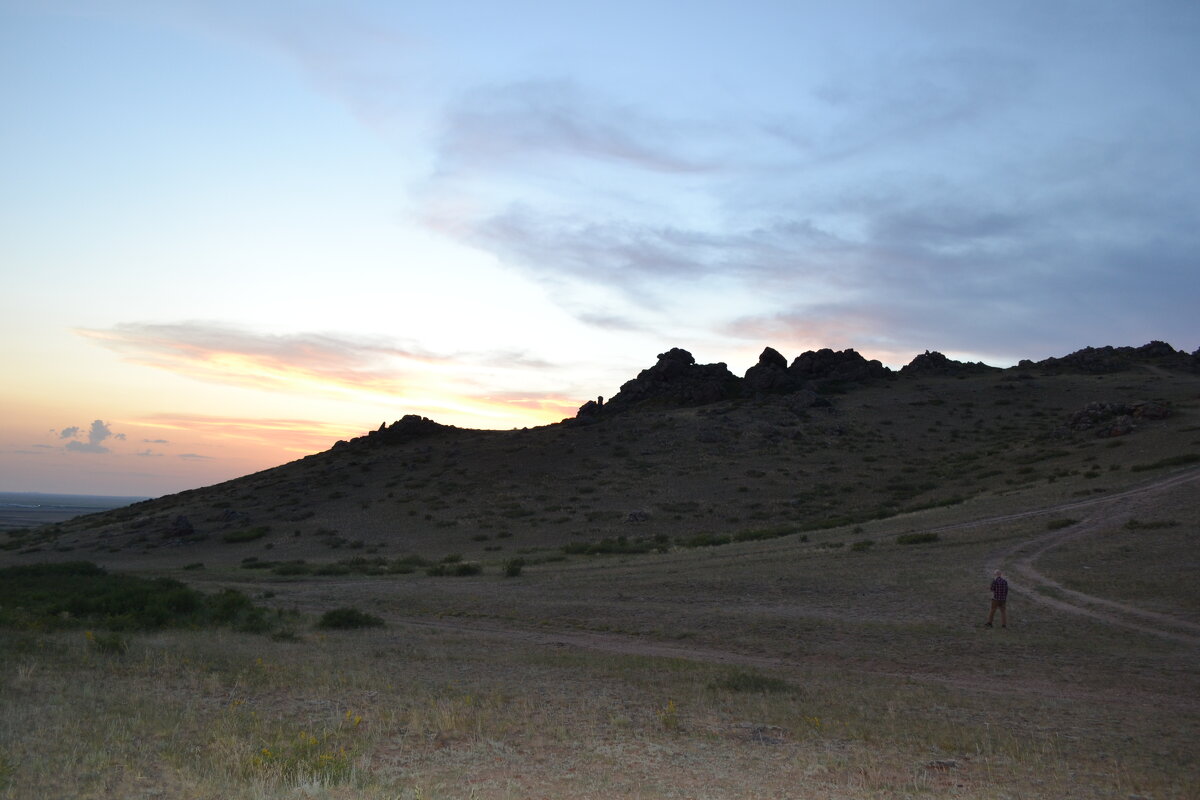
[577,340,1197,420]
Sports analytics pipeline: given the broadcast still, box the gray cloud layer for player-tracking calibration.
[423,37,1199,361]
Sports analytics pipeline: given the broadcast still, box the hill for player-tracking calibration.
[5,340,1197,569]
[1,341,1198,799]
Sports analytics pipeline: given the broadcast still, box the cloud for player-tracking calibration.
[59,426,80,440]
[764,49,1033,167]
[141,412,363,455]
[135,449,163,458]
[467,206,843,299]
[412,33,1197,364]
[143,438,169,444]
[63,419,120,454]
[178,453,213,460]
[76,322,558,398]
[438,80,714,177]
[459,121,1200,364]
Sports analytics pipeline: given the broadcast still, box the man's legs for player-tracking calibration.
[998,601,1007,628]
[986,599,999,626]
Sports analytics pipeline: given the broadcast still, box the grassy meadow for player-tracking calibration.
[2,360,1199,798]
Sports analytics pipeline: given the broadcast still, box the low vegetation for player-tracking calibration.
[0,561,278,633]
[316,607,385,630]
[2,349,1198,798]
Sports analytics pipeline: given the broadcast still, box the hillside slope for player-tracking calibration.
[3,342,1197,570]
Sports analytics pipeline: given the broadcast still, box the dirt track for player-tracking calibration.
[347,468,1200,709]
[989,468,1200,645]
[261,467,1200,653]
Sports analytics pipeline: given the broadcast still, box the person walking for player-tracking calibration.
[985,569,1008,628]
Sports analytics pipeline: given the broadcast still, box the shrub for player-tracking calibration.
[271,561,312,576]
[0,562,274,633]
[710,669,798,695]
[387,554,430,574]
[503,558,526,578]
[1046,518,1077,530]
[679,533,732,548]
[222,526,270,543]
[896,533,940,545]
[563,535,667,555]
[426,562,483,577]
[317,607,384,630]
[850,540,874,552]
[85,630,128,655]
[1129,454,1200,472]
[732,526,796,543]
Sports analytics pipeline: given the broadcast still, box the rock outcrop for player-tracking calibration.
[901,350,1000,376]
[788,348,890,390]
[337,415,455,448]
[574,340,1192,420]
[743,347,802,395]
[1059,400,1172,438]
[599,348,743,413]
[1023,341,1197,374]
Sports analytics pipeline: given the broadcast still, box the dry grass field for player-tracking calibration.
[2,351,1198,799]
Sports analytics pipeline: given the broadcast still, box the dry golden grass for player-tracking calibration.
[3,467,1198,799]
[3,363,1199,798]
[3,613,1195,800]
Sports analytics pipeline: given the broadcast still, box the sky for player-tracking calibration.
[2,1,1197,497]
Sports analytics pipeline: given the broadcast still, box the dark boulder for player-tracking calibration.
[1059,400,1171,438]
[743,347,802,395]
[788,348,890,390]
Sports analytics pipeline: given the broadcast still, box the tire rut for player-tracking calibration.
[988,468,1200,645]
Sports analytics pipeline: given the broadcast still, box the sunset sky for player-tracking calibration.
[2,1,1197,497]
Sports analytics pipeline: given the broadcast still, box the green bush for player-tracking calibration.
[0,562,273,633]
[1129,454,1200,472]
[710,669,798,694]
[563,535,667,555]
[271,561,313,576]
[222,525,270,543]
[426,562,483,577]
[1046,518,1077,530]
[732,526,797,543]
[317,607,385,629]
[503,558,526,578]
[679,532,732,548]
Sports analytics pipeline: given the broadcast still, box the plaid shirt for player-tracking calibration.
[991,576,1009,602]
